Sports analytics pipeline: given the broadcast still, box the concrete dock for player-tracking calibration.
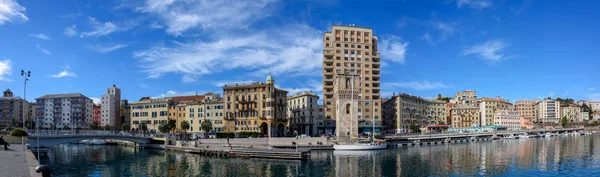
[0,146,42,177]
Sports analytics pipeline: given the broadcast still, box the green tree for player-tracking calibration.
[63,125,70,130]
[10,128,28,136]
[158,124,167,134]
[121,123,130,131]
[11,118,17,127]
[76,126,81,130]
[410,124,421,133]
[181,120,190,135]
[103,125,111,130]
[561,116,568,127]
[25,119,35,129]
[201,119,213,137]
[50,123,55,130]
[167,119,177,133]
[88,123,98,130]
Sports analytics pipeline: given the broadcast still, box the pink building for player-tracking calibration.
[93,104,101,126]
[520,117,534,129]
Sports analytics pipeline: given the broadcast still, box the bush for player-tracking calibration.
[216,132,235,139]
[10,128,28,137]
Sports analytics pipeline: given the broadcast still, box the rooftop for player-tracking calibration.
[36,93,88,100]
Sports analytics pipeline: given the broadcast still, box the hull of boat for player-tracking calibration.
[333,144,387,150]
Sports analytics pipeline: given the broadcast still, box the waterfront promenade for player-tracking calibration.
[0,146,42,177]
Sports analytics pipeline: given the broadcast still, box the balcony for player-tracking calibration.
[324,58,333,63]
[373,52,380,58]
[324,78,333,82]
[372,67,380,71]
[323,48,334,57]
[324,65,334,69]
[324,84,333,89]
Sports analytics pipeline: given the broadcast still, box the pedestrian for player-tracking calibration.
[0,135,9,150]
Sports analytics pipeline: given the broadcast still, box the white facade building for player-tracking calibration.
[590,101,600,113]
[101,85,121,128]
[535,99,560,123]
[287,91,320,136]
[494,110,521,131]
[35,93,93,129]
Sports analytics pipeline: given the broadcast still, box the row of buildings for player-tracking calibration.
[3,25,600,139]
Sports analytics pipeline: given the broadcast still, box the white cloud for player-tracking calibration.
[589,88,596,91]
[90,97,101,104]
[492,15,501,22]
[79,17,119,37]
[276,79,322,95]
[134,24,323,80]
[30,33,52,40]
[0,0,28,25]
[462,40,509,61]
[135,0,278,36]
[422,19,458,45]
[49,66,77,78]
[385,81,450,91]
[379,36,409,64]
[88,44,127,53]
[421,33,435,45]
[64,25,78,37]
[0,59,12,81]
[36,44,50,55]
[456,0,493,9]
[154,90,199,98]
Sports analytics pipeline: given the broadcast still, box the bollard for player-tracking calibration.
[35,165,51,177]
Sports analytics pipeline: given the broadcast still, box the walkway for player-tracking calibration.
[0,146,41,177]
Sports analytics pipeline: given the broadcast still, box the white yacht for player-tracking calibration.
[518,134,529,139]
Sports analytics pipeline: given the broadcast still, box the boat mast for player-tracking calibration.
[350,72,354,144]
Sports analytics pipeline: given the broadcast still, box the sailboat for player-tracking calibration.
[333,73,386,150]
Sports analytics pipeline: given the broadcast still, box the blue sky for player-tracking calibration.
[0,0,599,104]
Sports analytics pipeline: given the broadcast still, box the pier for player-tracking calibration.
[385,128,585,147]
[166,145,311,160]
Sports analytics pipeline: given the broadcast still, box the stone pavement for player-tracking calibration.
[0,145,42,177]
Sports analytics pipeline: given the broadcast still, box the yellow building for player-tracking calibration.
[561,105,582,122]
[129,97,170,132]
[222,74,288,137]
[451,106,480,128]
[184,93,224,133]
[479,97,513,126]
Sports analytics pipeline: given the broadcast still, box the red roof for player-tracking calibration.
[172,95,205,103]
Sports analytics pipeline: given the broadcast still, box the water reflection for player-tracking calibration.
[45,134,600,177]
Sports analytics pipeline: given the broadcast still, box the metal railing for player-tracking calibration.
[28,130,155,138]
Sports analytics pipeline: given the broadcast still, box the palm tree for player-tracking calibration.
[201,119,213,138]
[181,120,191,135]
[121,123,130,131]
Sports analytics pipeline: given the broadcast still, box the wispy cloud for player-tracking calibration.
[134,24,323,80]
[421,33,435,45]
[588,93,600,101]
[462,40,509,61]
[79,17,119,37]
[276,79,322,95]
[589,88,596,91]
[385,81,450,91]
[455,0,493,9]
[88,44,128,53]
[513,0,533,16]
[422,18,458,45]
[30,33,52,40]
[36,44,51,55]
[0,0,28,25]
[135,0,277,36]
[492,15,501,22]
[0,60,12,81]
[59,13,83,19]
[49,70,77,78]
[49,65,77,78]
[64,25,78,37]
[380,36,409,64]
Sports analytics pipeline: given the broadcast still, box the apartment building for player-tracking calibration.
[93,104,100,125]
[130,97,170,132]
[287,91,319,136]
[316,105,334,135]
[451,106,480,128]
[493,110,521,131]
[121,100,130,128]
[0,89,28,127]
[590,101,600,112]
[452,90,478,106]
[322,25,382,138]
[382,93,447,134]
[535,99,560,123]
[101,85,121,128]
[582,112,590,121]
[561,105,582,122]
[35,93,94,129]
[479,97,513,126]
[168,94,206,132]
[185,93,224,133]
[222,74,288,137]
[516,99,538,121]
[26,102,36,124]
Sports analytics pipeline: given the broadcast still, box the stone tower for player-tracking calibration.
[333,71,361,142]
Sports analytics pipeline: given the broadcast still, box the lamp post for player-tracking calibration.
[21,70,31,150]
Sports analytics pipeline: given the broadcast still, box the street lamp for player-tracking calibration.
[20,70,31,150]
